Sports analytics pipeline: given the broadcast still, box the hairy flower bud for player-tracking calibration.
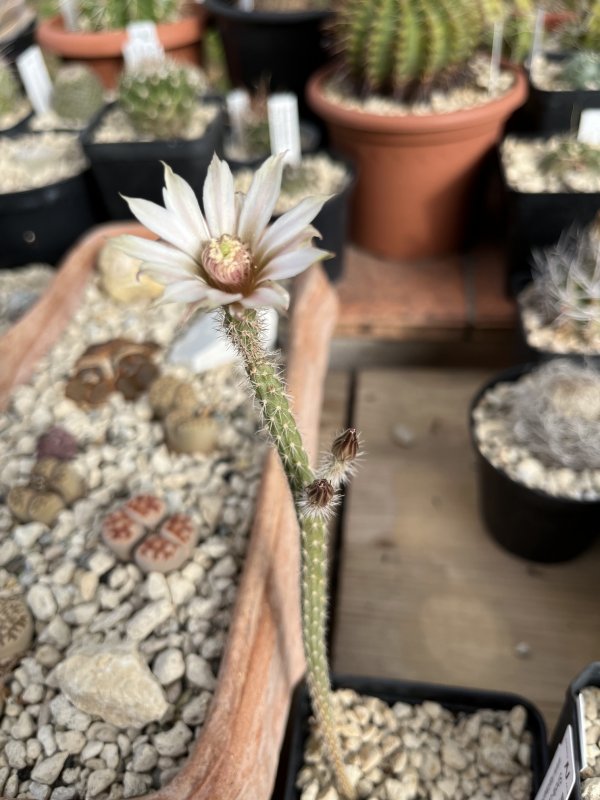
[306,478,335,509]
[331,428,359,462]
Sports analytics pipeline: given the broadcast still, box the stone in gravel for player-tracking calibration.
[31,751,69,785]
[12,710,35,739]
[36,644,61,668]
[82,741,104,761]
[181,692,211,726]
[0,597,33,662]
[166,574,195,605]
[481,744,521,776]
[51,789,78,800]
[27,739,43,761]
[56,643,169,728]
[0,768,8,793]
[13,522,46,548]
[38,724,57,756]
[41,616,71,649]
[185,653,216,689]
[124,771,153,798]
[131,743,158,772]
[153,721,193,757]
[146,572,170,600]
[101,743,120,770]
[78,571,99,602]
[55,731,86,754]
[23,683,45,703]
[62,602,98,625]
[29,782,52,800]
[27,584,57,621]
[5,740,27,769]
[441,740,468,770]
[50,695,92,731]
[126,598,173,641]
[509,706,527,737]
[153,648,185,685]
[87,551,115,576]
[584,778,600,800]
[86,769,117,797]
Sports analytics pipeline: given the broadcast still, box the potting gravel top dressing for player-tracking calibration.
[502,136,600,193]
[0,267,267,799]
[0,133,87,194]
[579,686,600,795]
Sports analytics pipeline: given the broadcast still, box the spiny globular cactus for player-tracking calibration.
[76,0,181,31]
[51,63,105,123]
[561,51,600,89]
[0,61,22,117]
[119,60,205,138]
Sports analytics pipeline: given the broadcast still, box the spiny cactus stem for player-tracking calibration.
[223,308,356,800]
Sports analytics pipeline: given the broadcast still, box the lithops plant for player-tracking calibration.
[148,374,197,418]
[118,59,207,139]
[7,458,86,525]
[51,63,105,124]
[97,238,164,304]
[0,597,33,664]
[36,426,78,461]
[76,0,180,32]
[164,406,220,455]
[508,360,600,470]
[529,224,600,329]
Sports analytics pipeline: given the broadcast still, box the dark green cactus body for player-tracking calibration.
[52,64,105,124]
[119,60,205,139]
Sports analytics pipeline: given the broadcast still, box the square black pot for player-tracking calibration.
[278,674,549,800]
[81,101,225,219]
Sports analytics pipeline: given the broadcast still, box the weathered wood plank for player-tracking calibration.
[333,368,600,728]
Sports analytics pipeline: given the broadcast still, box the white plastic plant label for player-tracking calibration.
[59,0,79,31]
[578,110,600,146]
[577,692,588,770]
[268,93,301,167]
[123,21,165,70]
[226,89,250,144]
[16,46,52,115]
[488,19,504,94]
[533,725,576,800]
[238,0,254,11]
[527,7,546,70]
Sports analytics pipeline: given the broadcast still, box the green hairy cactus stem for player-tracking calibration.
[76,0,180,32]
[223,309,357,800]
[119,60,205,139]
[0,62,22,117]
[51,64,104,123]
[538,139,600,180]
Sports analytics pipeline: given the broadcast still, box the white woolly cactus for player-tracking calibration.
[530,223,600,328]
[508,360,600,471]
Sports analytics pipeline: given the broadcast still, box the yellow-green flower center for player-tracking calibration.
[202,235,254,294]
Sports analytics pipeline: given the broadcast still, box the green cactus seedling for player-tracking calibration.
[51,63,105,124]
[538,138,600,181]
[119,60,206,139]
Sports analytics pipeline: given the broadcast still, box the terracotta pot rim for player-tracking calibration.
[36,13,204,57]
[204,0,331,25]
[307,62,528,135]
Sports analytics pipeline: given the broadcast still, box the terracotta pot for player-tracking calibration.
[36,12,206,89]
[307,64,528,260]
[0,222,338,800]
[544,11,577,30]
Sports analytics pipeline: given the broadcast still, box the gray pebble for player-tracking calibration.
[153,721,193,757]
[31,751,69,785]
[185,653,216,690]
[86,768,117,797]
[5,740,27,770]
[131,743,158,773]
[153,648,185,685]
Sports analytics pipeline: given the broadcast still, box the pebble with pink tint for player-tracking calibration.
[100,494,198,574]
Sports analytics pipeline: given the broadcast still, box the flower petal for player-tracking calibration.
[262,246,330,281]
[158,279,215,304]
[256,194,330,262]
[240,280,290,313]
[237,153,285,250]
[123,196,201,260]
[112,235,198,273]
[162,162,211,243]
[202,154,236,238]
[139,262,203,285]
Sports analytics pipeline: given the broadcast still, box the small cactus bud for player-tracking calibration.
[331,428,359,462]
[306,478,335,509]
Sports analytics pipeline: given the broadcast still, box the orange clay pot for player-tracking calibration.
[36,11,206,89]
[307,63,528,260]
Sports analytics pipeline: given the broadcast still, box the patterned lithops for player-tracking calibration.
[36,426,78,461]
[7,458,86,526]
[97,239,164,304]
[100,495,198,573]
[148,375,197,419]
[164,407,219,455]
[0,597,33,662]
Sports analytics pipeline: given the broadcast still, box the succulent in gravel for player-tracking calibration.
[118,59,206,139]
[561,51,600,90]
[36,426,79,461]
[7,457,86,525]
[51,63,104,124]
[76,0,180,32]
[507,360,600,470]
[538,138,600,180]
[529,223,600,329]
[0,60,22,118]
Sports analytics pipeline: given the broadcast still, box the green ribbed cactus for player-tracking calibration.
[76,0,180,32]
[0,62,22,117]
[119,60,205,139]
[51,64,104,123]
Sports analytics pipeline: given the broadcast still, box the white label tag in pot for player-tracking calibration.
[59,0,79,31]
[578,110,600,145]
[533,724,576,800]
[268,93,301,167]
[488,19,504,94]
[226,89,251,144]
[238,0,254,11]
[527,7,546,70]
[16,46,52,115]
[123,21,165,70]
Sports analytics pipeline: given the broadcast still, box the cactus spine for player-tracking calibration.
[223,309,357,800]
[51,64,104,123]
[119,60,205,139]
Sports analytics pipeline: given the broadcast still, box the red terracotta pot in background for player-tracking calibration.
[307,64,528,260]
[36,12,206,89]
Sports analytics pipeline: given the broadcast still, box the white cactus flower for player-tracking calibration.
[114,153,330,315]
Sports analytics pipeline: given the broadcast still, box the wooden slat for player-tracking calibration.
[333,368,600,728]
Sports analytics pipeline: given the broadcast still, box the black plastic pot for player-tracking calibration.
[224,120,321,171]
[0,110,32,136]
[204,0,331,120]
[550,662,600,800]
[81,102,226,219]
[527,53,600,136]
[279,674,549,800]
[470,364,600,562]
[502,153,600,295]
[0,170,99,268]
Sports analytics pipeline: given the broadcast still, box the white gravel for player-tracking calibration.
[0,133,87,195]
[502,136,600,193]
[581,686,600,800]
